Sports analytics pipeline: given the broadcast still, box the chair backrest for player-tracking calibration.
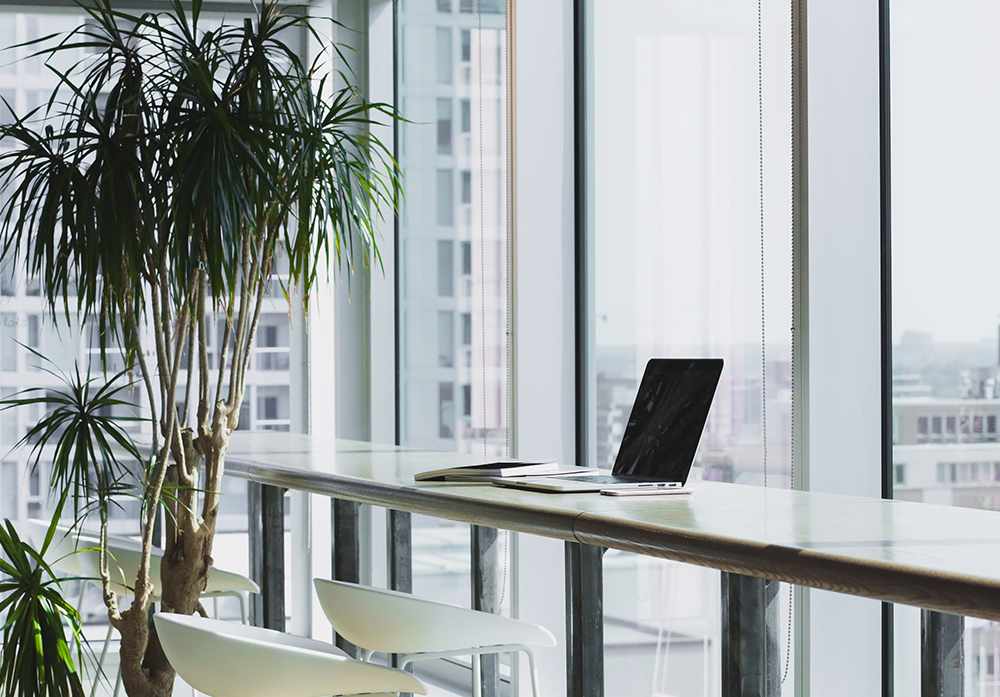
[46,532,260,595]
[153,613,426,697]
[313,578,557,654]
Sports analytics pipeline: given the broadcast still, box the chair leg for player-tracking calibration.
[237,593,247,624]
[472,654,482,697]
[525,648,541,697]
[89,624,114,697]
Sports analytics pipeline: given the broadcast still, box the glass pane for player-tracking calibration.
[397,8,513,686]
[399,2,508,455]
[589,0,793,694]
[890,1,1000,693]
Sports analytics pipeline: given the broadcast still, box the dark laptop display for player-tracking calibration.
[611,358,723,483]
[491,357,723,492]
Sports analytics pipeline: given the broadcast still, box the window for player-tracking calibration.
[437,240,454,296]
[26,314,40,371]
[460,29,471,62]
[461,170,472,205]
[895,463,905,485]
[918,416,928,436]
[437,169,454,226]
[947,415,957,434]
[932,416,942,435]
[438,383,454,439]
[437,98,452,155]
[396,0,509,628]
[437,0,452,12]
[436,28,452,84]
[461,312,472,346]
[461,241,472,275]
[460,99,471,133]
[587,0,792,692]
[438,311,454,367]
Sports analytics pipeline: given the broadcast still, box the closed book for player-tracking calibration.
[415,461,559,482]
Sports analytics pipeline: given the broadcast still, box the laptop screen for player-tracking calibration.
[612,358,723,483]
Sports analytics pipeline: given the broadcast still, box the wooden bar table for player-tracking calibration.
[225,432,1000,697]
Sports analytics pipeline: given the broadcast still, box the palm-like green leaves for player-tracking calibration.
[0,349,144,520]
[0,0,396,361]
[0,517,85,697]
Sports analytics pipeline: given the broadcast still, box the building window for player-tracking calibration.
[461,312,472,346]
[917,416,928,436]
[460,29,471,62]
[462,384,472,417]
[436,28,453,84]
[460,99,471,133]
[894,463,905,485]
[437,0,452,12]
[931,416,942,435]
[461,241,472,276]
[437,98,452,155]
[437,240,454,296]
[438,311,454,368]
[437,169,454,226]
[946,416,956,436]
[989,415,997,435]
[461,170,472,205]
[439,383,454,439]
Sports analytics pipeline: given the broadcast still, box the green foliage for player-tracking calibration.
[0,348,145,521]
[0,514,85,697]
[0,0,396,360]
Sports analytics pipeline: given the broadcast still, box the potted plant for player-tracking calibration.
[0,1,395,695]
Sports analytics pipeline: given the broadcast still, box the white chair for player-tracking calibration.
[153,613,427,697]
[28,521,259,697]
[28,520,259,623]
[313,578,556,697]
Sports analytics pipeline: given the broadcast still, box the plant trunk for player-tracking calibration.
[118,445,225,697]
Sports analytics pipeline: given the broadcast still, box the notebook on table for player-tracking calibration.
[492,358,723,493]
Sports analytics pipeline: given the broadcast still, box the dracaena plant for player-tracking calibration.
[0,1,395,695]
[0,512,86,697]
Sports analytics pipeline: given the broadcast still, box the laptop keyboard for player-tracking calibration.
[557,475,652,485]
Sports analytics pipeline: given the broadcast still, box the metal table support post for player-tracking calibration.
[388,509,414,696]
[248,481,285,631]
[472,525,502,697]
[388,509,413,595]
[921,610,964,697]
[721,572,780,697]
[565,542,603,697]
[333,499,362,658]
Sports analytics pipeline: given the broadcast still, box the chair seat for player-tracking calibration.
[313,578,557,655]
[153,613,427,697]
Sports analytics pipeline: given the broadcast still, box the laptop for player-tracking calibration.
[493,358,723,493]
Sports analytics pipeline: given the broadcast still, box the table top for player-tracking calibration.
[225,431,1000,621]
